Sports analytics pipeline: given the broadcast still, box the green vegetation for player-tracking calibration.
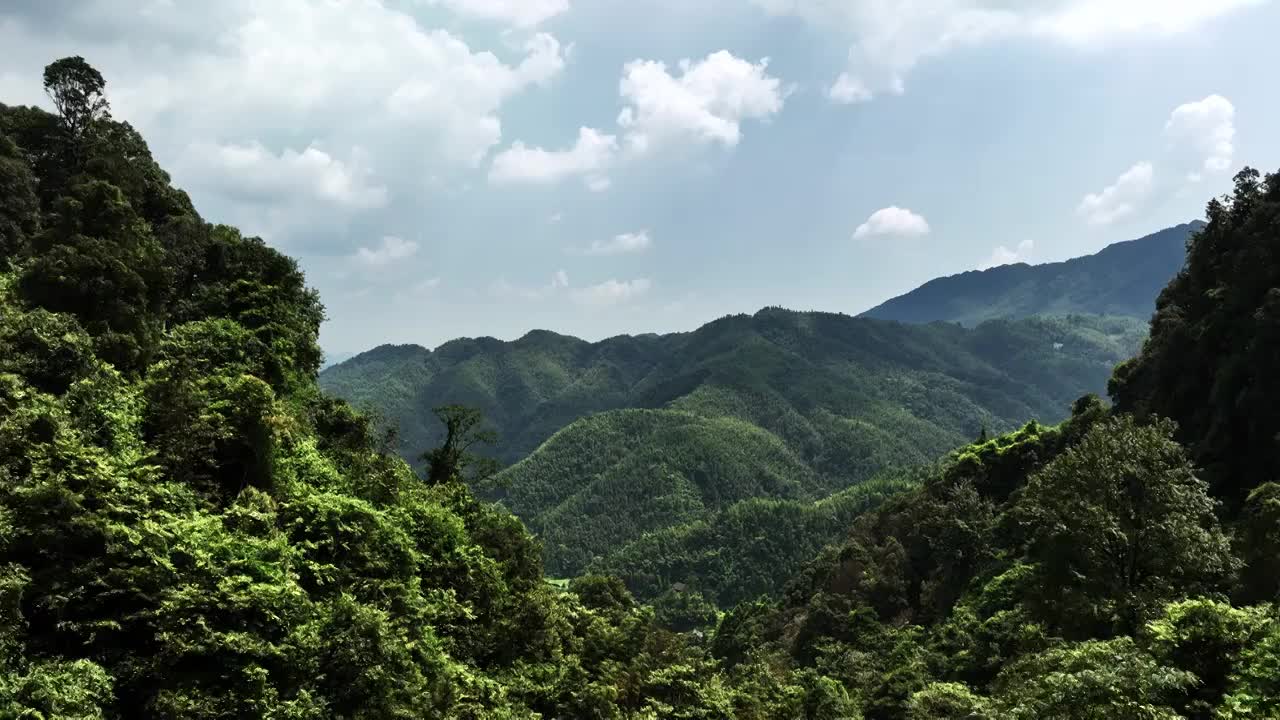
[589,471,923,608]
[322,311,1146,471]
[3,55,1279,719]
[497,409,823,574]
[494,313,1144,584]
[1112,168,1280,507]
[862,222,1203,325]
[0,57,783,719]
[326,312,1145,593]
[696,168,1280,718]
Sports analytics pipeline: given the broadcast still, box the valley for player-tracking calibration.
[323,269,1155,600]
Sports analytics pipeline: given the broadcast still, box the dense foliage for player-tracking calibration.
[321,311,1145,471]
[1113,170,1280,507]
[0,59,782,719]
[700,171,1280,719]
[588,471,923,608]
[325,312,1144,591]
[862,222,1202,325]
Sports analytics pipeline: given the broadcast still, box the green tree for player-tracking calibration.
[1014,415,1238,637]
[43,56,110,144]
[0,133,39,264]
[795,670,861,720]
[571,574,638,615]
[423,404,499,486]
[1144,599,1272,719]
[1236,483,1280,603]
[0,659,115,719]
[1217,618,1280,719]
[651,588,719,633]
[993,638,1194,720]
[166,226,324,390]
[19,179,166,373]
[1112,168,1280,503]
[0,306,97,395]
[141,322,278,502]
[907,682,994,720]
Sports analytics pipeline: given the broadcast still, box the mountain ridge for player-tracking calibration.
[322,310,1148,598]
[320,310,1144,466]
[860,221,1205,325]
[318,225,1192,602]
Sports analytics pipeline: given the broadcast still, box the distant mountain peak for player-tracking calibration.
[860,222,1203,326]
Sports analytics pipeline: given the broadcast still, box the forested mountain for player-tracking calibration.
[322,313,1144,473]
[4,55,1279,719]
[861,222,1204,325]
[717,169,1280,719]
[324,314,1145,593]
[492,315,1142,577]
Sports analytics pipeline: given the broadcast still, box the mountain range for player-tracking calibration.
[318,222,1198,602]
[860,221,1202,325]
[322,311,1144,596]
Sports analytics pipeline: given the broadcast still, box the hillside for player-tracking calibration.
[326,312,1146,584]
[721,169,1280,719]
[586,468,924,609]
[323,312,1145,472]
[861,222,1203,325]
[321,330,670,465]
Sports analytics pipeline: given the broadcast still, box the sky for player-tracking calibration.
[2,0,1278,358]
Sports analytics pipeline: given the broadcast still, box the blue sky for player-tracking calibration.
[2,0,1278,357]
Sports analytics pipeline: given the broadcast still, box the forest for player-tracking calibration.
[1,57,1278,719]
[322,312,1146,601]
[320,312,1146,469]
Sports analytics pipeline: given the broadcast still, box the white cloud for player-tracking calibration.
[120,3,568,165]
[853,206,931,239]
[383,31,568,165]
[1165,94,1236,177]
[423,0,570,27]
[750,0,1263,103]
[0,0,571,250]
[1034,0,1267,43]
[1077,161,1154,226]
[980,239,1035,270]
[179,141,389,210]
[571,278,652,306]
[617,50,786,153]
[491,269,570,300]
[1072,94,1235,225]
[356,236,420,266]
[828,73,875,104]
[494,49,786,188]
[492,270,648,306]
[489,126,617,189]
[582,231,653,256]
